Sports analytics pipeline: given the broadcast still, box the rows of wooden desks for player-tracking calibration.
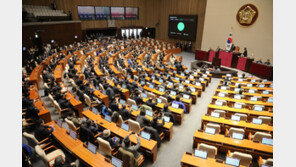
[28,85,52,123]
[48,122,113,167]
[83,110,159,162]
[211,96,273,108]
[215,89,273,98]
[126,79,185,125]
[207,104,273,120]
[145,74,203,98]
[218,83,273,91]
[221,76,273,86]
[192,130,273,159]
[122,103,174,140]
[54,60,84,117]
[181,153,244,167]
[202,115,273,135]
[181,77,273,167]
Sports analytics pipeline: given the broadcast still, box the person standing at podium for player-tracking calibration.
[243,48,248,57]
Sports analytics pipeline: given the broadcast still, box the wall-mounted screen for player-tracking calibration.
[168,15,198,41]
[78,6,95,20]
[125,7,138,20]
[111,7,124,19]
[94,7,110,20]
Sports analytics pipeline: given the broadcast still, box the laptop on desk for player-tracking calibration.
[87,142,97,154]
[111,156,123,167]
[105,115,111,122]
[121,123,129,132]
[141,131,151,141]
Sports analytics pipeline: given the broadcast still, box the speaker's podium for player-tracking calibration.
[212,57,221,67]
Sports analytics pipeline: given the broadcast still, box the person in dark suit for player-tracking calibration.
[85,119,99,134]
[79,122,96,144]
[24,106,40,121]
[161,105,175,124]
[264,59,271,66]
[34,119,54,142]
[243,48,248,57]
[136,110,149,128]
[72,87,85,103]
[119,104,130,121]
[57,94,74,117]
[106,86,115,102]
[151,115,164,134]
[109,98,119,112]
[134,92,143,105]
[256,59,263,64]
[143,118,161,148]
[146,98,157,111]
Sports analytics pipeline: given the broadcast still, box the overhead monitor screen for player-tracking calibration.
[94,7,110,20]
[125,7,138,19]
[111,7,124,19]
[78,6,95,20]
[168,15,198,41]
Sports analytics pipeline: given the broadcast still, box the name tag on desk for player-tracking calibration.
[249,89,256,94]
[250,97,258,101]
[221,86,227,90]
[234,95,241,100]
[215,101,223,106]
[218,93,226,97]
[234,103,242,109]
[262,91,269,94]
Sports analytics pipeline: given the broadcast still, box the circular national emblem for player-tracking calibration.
[236,4,258,26]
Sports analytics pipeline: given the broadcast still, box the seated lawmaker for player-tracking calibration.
[146,98,157,111]
[172,96,187,113]
[53,155,78,167]
[98,129,119,149]
[66,112,83,127]
[136,110,150,128]
[119,104,130,121]
[78,121,96,144]
[264,59,271,66]
[151,114,165,134]
[121,132,141,159]
[256,59,263,64]
[71,87,85,103]
[143,119,161,148]
[34,119,54,142]
[161,105,175,124]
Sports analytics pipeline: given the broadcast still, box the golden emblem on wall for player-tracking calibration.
[236,4,258,26]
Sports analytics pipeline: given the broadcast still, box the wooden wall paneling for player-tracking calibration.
[153,0,207,51]
[22,22,82,48]
[23,0,50,6]
[23,0,207,50]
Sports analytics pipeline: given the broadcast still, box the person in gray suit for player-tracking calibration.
[122,132,141,158]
